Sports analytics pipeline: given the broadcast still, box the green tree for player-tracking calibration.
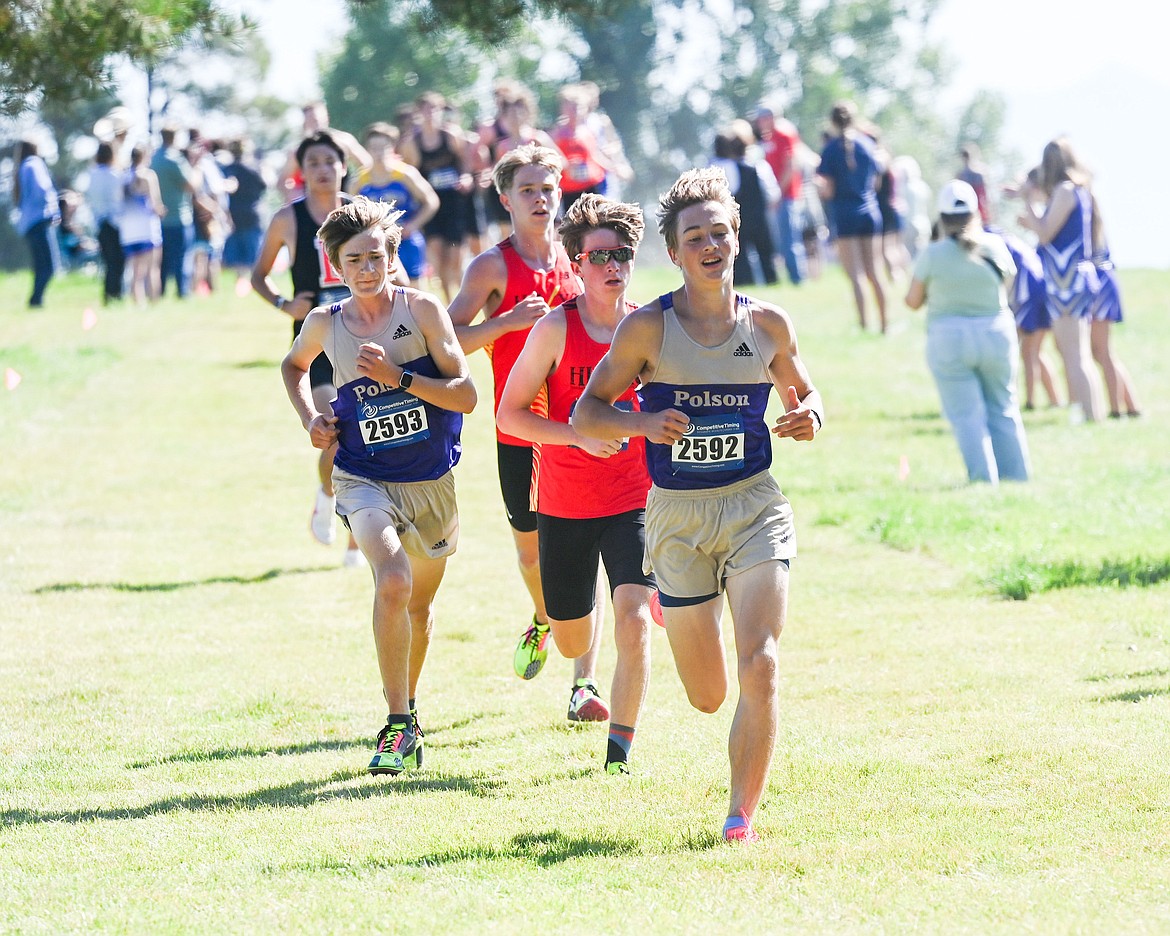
[144,28,291,150]
[392,0,626,45]
[0,0,250,118]
[567,1,659,193]
[321,0,486,135]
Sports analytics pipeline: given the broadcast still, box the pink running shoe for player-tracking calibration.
[649,590,665,627]
[723,811,761,843]
[567,678,610,722]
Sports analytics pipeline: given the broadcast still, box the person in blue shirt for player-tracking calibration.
[816,103,887,332]
[13,139,61,308]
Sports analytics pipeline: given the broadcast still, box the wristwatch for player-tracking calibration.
[275,296,286,311]
[399,370,414,390]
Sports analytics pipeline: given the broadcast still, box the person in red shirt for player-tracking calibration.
[754,105,806,285]
[549,85,610,212]
[497,194,655,769]
[448,144,609,708]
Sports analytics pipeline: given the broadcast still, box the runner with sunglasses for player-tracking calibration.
[497,194,655,770]
[573,168,823,840]
[448,145,610,720]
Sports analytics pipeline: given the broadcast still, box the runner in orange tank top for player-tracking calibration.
[497,195,655,770]
[448,144,609,703]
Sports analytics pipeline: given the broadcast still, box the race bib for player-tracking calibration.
[360,390,430,453]
[319,286,350,306]
[428,167,460,191]
[671,414,745,473]
[568,158,591,182]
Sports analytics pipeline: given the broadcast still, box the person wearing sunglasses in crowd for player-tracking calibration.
[496,194,656,772]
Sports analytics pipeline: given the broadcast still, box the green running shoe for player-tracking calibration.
[367,721,420,776]
[513,616,551,680]
[411,708,424,769]
[605,760,630,775]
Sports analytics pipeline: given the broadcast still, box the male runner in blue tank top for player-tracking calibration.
[573,167,823,843]
[281,197,477,775]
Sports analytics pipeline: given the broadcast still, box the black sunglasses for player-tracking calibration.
[575,246,635,265]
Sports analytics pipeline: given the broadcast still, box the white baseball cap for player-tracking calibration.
[937,179,978,216]
[93,106,133,141]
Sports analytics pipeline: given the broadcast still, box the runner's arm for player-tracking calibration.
[573,308,689,444]
[356,291,477,414]
[251,207,314,318]
[754,304,822,441]
[497,312,619,455]
[447,251,549,353]
[280,309,338,450]
[401,165,440,235]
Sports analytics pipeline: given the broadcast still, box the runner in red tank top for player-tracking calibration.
[497,194,655,772]
[448,144,602,698]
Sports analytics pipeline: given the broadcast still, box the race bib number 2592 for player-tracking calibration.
[671,414,745,473]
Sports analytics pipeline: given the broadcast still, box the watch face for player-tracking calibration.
[399,370,413,389]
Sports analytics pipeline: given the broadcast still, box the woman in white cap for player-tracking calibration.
[904,180,1031,484]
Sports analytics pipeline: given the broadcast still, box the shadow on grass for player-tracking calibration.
[1,770,504,827]
[1085,666,1170,703]
[128,738,371,769]
[32,565,338,595]
[128,714,505,769]
[412,829,644,867]
[906,410,943,421]
[1084,668,1170,684]
[1094,687,1170,704]
[234,359,284,369]
[988,556,1170,600]
[275,826,727,875]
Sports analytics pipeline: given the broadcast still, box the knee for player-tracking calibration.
[407,600,434,635]
[516,547,540,577]
[613,610,651,660]
[550,618,592,659]
[686,683,726,715]
[373,566,411,612]
[738,641,780,697]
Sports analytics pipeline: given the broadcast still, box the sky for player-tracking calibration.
[151,0,1170,268]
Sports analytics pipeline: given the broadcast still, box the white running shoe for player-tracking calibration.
[310,486,337,545]
[342,548,367,569]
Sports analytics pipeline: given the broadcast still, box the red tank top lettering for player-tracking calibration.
[489,238,581,446]
[535,300,650,519]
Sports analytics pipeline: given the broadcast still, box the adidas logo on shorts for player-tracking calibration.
[392,324,413,340]
[732,342,753,357]
[432,538,448,550]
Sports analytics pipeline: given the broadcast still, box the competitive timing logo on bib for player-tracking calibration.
[362,403,379,419]
[684,419,741,435]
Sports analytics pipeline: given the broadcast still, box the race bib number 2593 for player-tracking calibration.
[360,391,430,453]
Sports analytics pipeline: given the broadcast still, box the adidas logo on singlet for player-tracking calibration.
[392,324,413,340]
[732,342,753,357]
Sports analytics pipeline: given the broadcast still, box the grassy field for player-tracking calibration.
[2,263,1168,934]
